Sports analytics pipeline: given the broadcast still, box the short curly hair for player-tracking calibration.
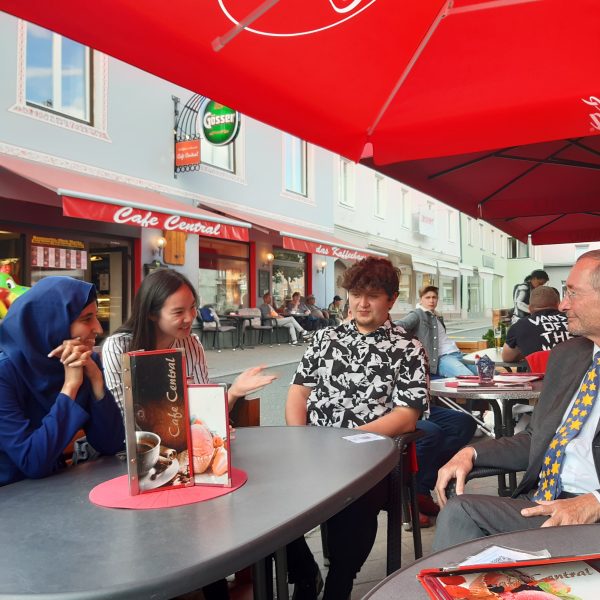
[340,257,400,299]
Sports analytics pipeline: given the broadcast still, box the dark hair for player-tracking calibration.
[333,295,342,301]
[340,257,399,299]
[419,285,439,298]
[530,269,549,282]
[116,269,198,351]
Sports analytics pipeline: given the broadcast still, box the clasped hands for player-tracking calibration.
[48,337,104,400]
[434,447,600,527]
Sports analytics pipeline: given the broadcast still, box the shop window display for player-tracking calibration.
[272,249,306,309]
[199,239,249,313]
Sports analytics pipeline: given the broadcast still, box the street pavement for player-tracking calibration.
[206,317,498,598]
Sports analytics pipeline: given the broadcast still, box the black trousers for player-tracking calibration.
[286,477,388,600]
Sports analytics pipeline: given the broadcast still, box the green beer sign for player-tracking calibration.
[201,100,240,146]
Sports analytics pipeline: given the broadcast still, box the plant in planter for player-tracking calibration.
[482,324,507,349]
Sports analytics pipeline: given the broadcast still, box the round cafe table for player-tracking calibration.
[362,524,600,599]
[0,426,397,600]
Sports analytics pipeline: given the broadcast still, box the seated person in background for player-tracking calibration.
[511,269,549,324]
[285,291,312,330]
[395,285,477,524]
[305,294,331,329]
[433,251,600,551]
[198,304,222,329]
[286,257,428,599]
[259,292,312,346]
[327,295,344,325]
[502,285,571,362]
[0,276,124,487]
[396,285,476,377]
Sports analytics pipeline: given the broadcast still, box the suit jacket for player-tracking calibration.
[474,336,599,497]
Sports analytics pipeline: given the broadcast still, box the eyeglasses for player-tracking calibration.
[563,288,581,300]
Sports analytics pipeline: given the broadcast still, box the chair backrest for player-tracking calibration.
[229,397,260,427]
[526,349,551,373]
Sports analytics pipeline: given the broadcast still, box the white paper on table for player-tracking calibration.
[343,433,386,443]
[458,545,551,567]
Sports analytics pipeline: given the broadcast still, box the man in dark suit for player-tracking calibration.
[433,250,600,550]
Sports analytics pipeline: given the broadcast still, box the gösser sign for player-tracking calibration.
[201,100,240,146]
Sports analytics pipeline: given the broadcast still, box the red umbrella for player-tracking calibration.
[0,0,598,164]
[362,134,600,244]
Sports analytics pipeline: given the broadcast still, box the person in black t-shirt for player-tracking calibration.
[503,285,571,361]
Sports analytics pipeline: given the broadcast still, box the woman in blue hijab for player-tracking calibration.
[0,276,124,486]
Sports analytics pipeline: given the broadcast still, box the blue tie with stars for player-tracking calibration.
[533,351,600,502]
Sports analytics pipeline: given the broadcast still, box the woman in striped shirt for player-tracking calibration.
[102,269,276,419]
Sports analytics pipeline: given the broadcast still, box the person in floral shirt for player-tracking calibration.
[286,257,428,600]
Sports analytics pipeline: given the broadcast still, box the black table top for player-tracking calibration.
[363,524,600,599]
[0,426,397,599]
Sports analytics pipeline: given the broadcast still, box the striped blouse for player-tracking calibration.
[101,332,209,419]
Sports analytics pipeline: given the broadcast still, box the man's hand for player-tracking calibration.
[521,493,600,527]
[434,447,476,508]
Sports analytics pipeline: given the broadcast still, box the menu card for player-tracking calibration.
[188,384,232,487]
[122,349,193,495]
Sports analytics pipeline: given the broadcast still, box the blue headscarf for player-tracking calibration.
[0,276,97,411]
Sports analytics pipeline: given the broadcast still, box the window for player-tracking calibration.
[400,188,411,228]
[25,23,91,123]
[467,217,474,246]
[272,249,306,308]
[479,223,485,250]
[374,175,385,218]
[202,140,235,173]
[575,244,590,259]
[338,158,354,207]
[284,134,307,195]
[500,234,506,258]
[447,210,457,242]
[491,230,496,255]
[507,237,530,259]
[439,276,456,311]
[199,239,249,312]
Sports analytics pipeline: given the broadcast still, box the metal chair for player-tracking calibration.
[238,308,274,346]
[445,466,523,499]
[195,314,237,352]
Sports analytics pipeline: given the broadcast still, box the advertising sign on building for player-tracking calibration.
[175,139,201,170]
[201,100,240,146]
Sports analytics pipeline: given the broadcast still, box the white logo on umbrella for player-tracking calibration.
[217,0,376,37]
[582,97,600,131]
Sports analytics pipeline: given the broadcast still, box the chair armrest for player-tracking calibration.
[261,317,277,326]
[445,466,519,499]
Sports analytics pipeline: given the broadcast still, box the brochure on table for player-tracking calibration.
[417,552,600,599]
[122,349,231,495]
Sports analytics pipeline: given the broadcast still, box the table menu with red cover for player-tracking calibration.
[418,554,600,599]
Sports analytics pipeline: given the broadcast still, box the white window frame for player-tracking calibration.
[491,230,496,255]
[400,187,411,228]
[338,158,355,208]
[467,217,474,246]
[500,234,506,258]
[283,134,307,197]
[12,20,109,140]
[479,223,485,251]
[201,138,236,173]
[374,174,385,218]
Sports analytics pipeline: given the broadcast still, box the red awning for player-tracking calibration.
[0,154,250,242]
[216,207,385,261]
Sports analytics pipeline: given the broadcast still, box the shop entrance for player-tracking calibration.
[90,247,129,338]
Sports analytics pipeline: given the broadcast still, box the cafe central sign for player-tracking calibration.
[62,196,249,242]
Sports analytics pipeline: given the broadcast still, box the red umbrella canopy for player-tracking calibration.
[0,0,598,164]
[362,134,600,244]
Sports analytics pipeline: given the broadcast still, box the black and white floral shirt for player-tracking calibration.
[292,319,428,428]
